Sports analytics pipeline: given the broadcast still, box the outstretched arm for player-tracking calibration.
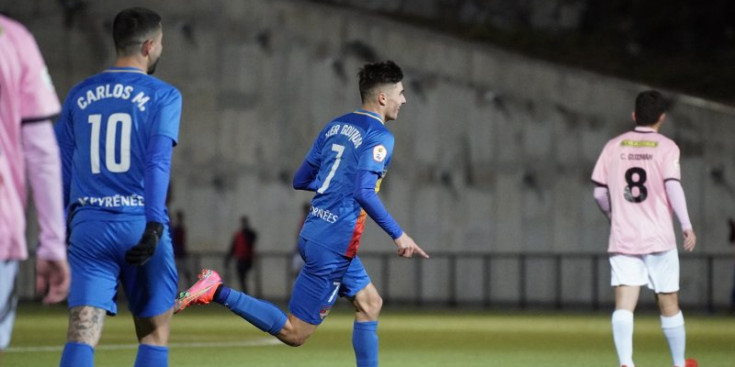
[354,169,429,258]
[665,180,696,251]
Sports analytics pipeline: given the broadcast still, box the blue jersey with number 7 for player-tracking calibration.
[299,109,394,257]
[55,67,181,221]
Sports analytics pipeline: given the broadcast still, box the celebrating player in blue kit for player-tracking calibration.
[176,60,428,366]
[55,7,181,367]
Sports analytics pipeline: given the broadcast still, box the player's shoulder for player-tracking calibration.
[0,15,32,40]
[0,16,39,58]
[129,76,182,109]
[136,75,181,97]
[653,132,677,147]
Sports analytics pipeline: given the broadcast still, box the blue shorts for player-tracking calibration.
[67,217,177,318]
[289,237,371,325]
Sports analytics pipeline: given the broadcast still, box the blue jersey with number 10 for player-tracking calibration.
[299,109,394,257]
[55,67,181,221]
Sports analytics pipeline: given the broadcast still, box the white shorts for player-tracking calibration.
[0,260,19,350]
[609,249,680,293]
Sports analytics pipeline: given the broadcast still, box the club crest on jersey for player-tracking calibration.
[373,145,387,162]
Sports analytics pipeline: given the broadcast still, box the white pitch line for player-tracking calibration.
[5,338,282,353]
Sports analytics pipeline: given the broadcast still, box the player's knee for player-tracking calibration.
[284,337,306,347]
[359,293,383,319]
[277,321,313,347]
[279,332,310,347]
[371,293,384,314]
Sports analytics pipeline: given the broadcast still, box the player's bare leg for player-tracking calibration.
[132,308,174,365]
[655,292,679,316]
[276,314,318,347]
[350,283,382,367]
[352,283,382,322]
[66,306,106,347]
[612,286,640,367]
[614,285,641,312]
[59,306,106,366]
[133,308,173,346]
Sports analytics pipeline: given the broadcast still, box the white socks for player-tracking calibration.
[612,309,634,367]
[661,311,686,367]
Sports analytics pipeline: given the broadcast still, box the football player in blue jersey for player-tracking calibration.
[175,60,428,366]
[55,7,181,367]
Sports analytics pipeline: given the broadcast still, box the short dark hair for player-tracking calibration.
[113,7,162,56]
[634,90,668,126]
[358,60,403,102]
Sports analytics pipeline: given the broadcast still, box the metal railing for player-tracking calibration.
[17,251,734,312]
[184,251,733,312]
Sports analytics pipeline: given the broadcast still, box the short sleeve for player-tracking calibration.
[18,27,60,120]
[591,143,609,186]
[152,87,182,144]
[358,132,394,176]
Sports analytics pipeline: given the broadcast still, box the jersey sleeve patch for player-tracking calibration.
[372,145,387,162]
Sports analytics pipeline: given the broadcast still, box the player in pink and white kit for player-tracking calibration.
[591,90,697,367]
[0,14,69,353]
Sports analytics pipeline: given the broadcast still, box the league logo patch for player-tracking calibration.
[373,145,387,162]
[674,159,680,170]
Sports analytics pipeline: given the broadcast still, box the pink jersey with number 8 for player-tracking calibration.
[591,126,681,255]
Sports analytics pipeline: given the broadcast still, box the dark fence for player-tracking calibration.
[18,252,734,312]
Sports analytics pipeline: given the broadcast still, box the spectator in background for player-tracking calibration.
[0,13,69,354]
[226,216,257,293]
[172,210,191,288]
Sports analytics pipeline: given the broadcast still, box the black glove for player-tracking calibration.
[125,222,164,266]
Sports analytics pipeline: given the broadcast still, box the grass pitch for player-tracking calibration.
[4,302,734,366]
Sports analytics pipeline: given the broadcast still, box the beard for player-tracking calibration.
[147,56,160,75]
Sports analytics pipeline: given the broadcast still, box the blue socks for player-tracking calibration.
[353,321,378,367]
[217,286,287,335]
[214,284,230,304]
[134,344,168,367]
[59,343,167,367]
[60,342,94,367]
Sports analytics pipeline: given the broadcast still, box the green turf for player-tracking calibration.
[4,303,734,366]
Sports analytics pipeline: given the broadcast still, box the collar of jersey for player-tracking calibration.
[633,126,656,133]
[354,109,384,124]
[104,66,146,74]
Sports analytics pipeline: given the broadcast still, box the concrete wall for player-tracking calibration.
[6,0,734,306]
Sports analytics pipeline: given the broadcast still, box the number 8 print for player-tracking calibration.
[624,167,647,203]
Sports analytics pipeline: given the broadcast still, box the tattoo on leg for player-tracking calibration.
[67,306,106,346]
